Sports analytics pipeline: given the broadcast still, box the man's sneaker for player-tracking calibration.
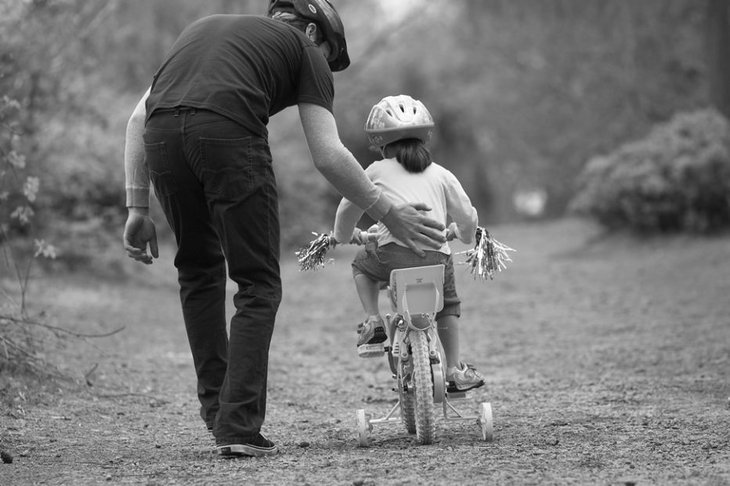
[216,433,278,457]
[446,362,485,393]
[356,315,387,358]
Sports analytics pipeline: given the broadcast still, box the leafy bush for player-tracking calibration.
[1,95,63,378]
[569,109,730,233]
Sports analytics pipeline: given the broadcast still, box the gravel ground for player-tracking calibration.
[1,218,729,485]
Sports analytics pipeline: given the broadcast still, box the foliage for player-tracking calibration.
[569,109,730,233]
[0,0,100,263]
[0,0,719,261]
[332,0,708,222]
[0,97,28,236]
[0,94,58,285]
[268,111,339,248]
[0,1,83,376]
[0,92,61,377]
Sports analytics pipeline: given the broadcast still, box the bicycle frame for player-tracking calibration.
[356,264,493,446]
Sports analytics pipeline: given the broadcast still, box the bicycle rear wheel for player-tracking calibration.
[410,330,436,444]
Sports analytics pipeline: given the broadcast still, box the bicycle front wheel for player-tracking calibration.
[398,362,416,434]
[410,330,436,444]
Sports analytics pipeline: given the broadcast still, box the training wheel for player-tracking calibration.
[356,409,371,447]
[479,402,494,442]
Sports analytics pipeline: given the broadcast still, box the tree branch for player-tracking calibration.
[1,314,125,338]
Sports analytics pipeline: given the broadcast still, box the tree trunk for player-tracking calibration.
[707,0,730,118]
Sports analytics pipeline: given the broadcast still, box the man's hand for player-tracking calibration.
[123,207,159,265]
[380,203,446,256]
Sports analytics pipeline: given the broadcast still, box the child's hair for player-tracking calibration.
[384,138,432,173]
[365,95,435,171]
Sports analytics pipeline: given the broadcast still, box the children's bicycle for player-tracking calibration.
[295,226,513,446]
[355,263,493,446]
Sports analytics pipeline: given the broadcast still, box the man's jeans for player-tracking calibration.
[144,108,281,444]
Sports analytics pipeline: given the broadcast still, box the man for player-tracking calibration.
[122,0,445,457]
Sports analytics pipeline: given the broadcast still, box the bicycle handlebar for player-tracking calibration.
[351,225,456,246]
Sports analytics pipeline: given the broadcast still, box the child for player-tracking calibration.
[333,95,485,392]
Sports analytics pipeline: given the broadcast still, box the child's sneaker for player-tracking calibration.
[356,315,387,358]
[446,362,485,393]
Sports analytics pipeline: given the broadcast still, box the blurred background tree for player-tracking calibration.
[0,0,726,272]
[707,0,730,118]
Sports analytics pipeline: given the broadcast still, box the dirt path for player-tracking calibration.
[2,219,729,485]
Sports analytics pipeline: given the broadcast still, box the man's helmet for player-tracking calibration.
[365,95,435,147]
[268,0,350,71]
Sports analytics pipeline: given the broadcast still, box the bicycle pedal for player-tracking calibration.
[357,342,385,358]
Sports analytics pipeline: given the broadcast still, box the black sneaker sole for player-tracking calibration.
[217,443,278,457]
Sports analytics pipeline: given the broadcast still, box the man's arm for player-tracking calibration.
[125,87,151,208]
[298,103,446,254]
[123,88,158,264]
[298,103,389,219]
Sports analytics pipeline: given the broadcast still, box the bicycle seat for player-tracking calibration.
[389,264,445,316]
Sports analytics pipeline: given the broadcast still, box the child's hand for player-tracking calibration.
[444,222,459,241]
[350,226,378,245]
[349,228,366,245]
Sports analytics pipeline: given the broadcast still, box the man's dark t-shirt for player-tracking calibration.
[145,15,335,138]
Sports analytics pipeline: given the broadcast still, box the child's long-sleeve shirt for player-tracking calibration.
[333,158,478,254]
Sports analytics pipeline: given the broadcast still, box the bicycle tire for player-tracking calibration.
[410,330,437,444]
[397,354,417,434]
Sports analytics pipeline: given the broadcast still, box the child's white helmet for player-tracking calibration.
[365,95,434,147]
